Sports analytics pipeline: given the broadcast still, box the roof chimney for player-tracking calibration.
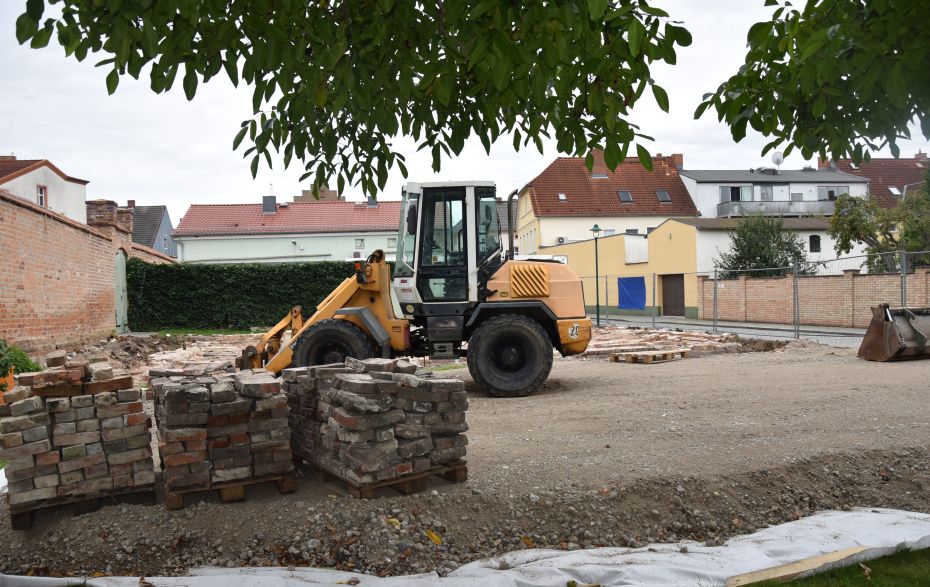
[262,195,277,214]
[670,153,683,170]
[916,150,927,161]
[367,195,378,207]
[127,200,136,208]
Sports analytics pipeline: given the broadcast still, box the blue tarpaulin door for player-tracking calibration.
[618,277,646,310]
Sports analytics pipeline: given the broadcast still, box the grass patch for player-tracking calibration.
[428,362,468,372]
[156,328,254,337]
[0,460,6,470]
[756,548,930,586]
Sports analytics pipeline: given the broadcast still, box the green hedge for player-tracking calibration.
[127,258,357,330]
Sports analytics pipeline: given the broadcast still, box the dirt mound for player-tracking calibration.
[80,335,183,370]
[735,338,790,352]
[1,447,927,578]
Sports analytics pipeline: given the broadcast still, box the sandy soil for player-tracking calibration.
[2,343,929,578]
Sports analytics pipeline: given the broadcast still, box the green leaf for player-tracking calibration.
[651,84,669,112]
[250,155,259,178]
[106,69,119,94]
[636,144,653,171]
[25,0,43,21]
[587,0,608,20]
[232,126,248,150]
[183,64,198,101]
[223,58,239,86]
[628,20,644,57]
[30,24,52,48]
[15,13,36,44]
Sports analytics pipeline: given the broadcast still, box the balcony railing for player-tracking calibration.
[717,199,835,217]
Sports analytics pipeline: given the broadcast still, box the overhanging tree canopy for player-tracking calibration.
[697,0,930,163]
[14,0,691,195]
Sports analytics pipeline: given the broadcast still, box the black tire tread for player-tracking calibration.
[291,318,375,367]
[466,314,554,397]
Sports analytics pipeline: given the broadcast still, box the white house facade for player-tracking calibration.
[0,157,89,223]
[173,197,402,264]
[679,168,870,219]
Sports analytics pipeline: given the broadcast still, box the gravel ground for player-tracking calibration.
[2,343,929,578]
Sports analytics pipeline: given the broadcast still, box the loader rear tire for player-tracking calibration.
[466,314,553,398]
[291,319,375,367]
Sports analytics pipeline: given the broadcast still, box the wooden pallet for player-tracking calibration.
[316,461,468,499]
[609,348,691,364]
[8,485,156,531]
[163,473,297,511]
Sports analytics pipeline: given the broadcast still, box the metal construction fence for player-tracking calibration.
[579,250,930,348]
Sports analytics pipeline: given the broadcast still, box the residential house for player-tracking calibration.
[515,153,699,254]
[173,196,402,263]
[678,167,869,219]
[126,200,177,257]
[0,155,89,223]
[541,217,855,317]
[821,151,928,208]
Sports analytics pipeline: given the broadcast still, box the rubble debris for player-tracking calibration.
[284,357,468,488]
[149,368,294,491]
[585,326,741,356]
[0,352,154,512]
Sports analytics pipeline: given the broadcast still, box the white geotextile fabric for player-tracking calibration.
[1,508,929,587]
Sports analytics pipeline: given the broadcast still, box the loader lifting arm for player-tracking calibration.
[242,250,409,374]
[236,306,303,370]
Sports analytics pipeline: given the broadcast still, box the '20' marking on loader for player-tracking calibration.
[568,323,580,339]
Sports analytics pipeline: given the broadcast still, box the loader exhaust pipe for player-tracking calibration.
[506,189,518,260]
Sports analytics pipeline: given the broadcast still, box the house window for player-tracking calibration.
[719,186,752,203]
[791,192,804,202]
[387,237,397,249]
[889,186,902,197]
[591,173,608,179]
[809,235,821,253]
[817,185,849,201]
[618,190,633,203]
[602,229,616,236]
[760,185,774,202]
[36,185,47,207]
[625,228,639,235]
[557,192,567,201]
[355,238,365,249]
[656,190,671,202]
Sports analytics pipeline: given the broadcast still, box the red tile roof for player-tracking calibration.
[0,158,89,185]
[523,153,698,217]
[828,154,928,208]
[174,200,402,236]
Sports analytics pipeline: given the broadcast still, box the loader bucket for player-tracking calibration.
[858,304,930,361]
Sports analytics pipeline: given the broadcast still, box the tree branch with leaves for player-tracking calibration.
[15,0,691,196]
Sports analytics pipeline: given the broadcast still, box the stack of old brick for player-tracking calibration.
[283,357,468,485]
[150,370,293,491]
[0,351,154,508]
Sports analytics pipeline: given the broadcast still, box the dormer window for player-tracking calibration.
[889,186,902,196]
[557,192,567,201]
[656,190,671,202]
[36,185,47,207]
[618,190,633,203]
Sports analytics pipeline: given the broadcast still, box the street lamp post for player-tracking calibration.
[590,224,602,326]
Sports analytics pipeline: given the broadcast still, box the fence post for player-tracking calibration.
[712,269,718,334]
[792,262,800,339]
[651,273,657,329]
[900,250,908,306]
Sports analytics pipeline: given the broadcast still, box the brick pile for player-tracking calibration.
[0,352,154,508]
[283,357,468,485]
[150,370,294,491]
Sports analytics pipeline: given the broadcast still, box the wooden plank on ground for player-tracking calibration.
[724,546,871,586]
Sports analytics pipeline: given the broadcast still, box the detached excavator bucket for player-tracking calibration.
[858,304,930,361]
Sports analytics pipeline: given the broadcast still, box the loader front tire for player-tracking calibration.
[467,314,553,398]
[291,319,375,367]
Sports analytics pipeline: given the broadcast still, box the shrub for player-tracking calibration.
[0,339,42,392]
[126,259,357,330]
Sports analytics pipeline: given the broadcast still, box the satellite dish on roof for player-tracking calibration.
[771,151,785,168]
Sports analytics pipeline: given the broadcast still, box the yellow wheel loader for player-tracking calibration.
[238,182,592,397]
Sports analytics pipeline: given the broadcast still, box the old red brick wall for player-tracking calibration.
[698,269,930,328]
[1,191,174,353]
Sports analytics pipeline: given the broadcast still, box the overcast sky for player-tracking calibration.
[1,1,926,224]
